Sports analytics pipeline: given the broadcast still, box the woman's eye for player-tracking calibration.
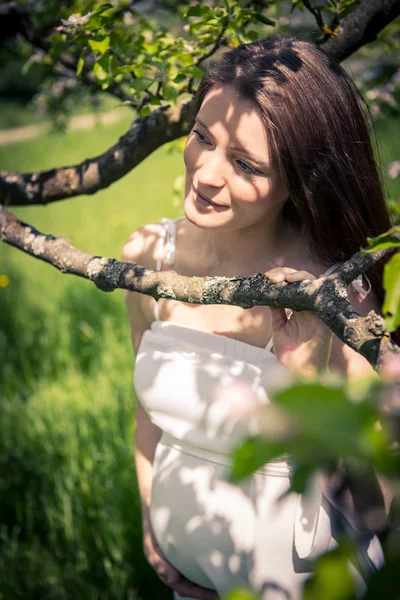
[236,160,262,176]
[193,129,210,145]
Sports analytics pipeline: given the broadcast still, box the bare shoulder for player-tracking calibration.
[122,223,166,351]
[122,222,165,269]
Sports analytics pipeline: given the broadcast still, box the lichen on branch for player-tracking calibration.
[1,205,398,370]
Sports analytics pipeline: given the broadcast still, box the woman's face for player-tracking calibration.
[183,84,289,231]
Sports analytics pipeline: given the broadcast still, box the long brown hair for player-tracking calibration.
[191,34,393,306]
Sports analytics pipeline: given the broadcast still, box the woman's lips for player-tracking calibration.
[193,187,228,209]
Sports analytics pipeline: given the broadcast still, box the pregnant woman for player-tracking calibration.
[123,34,392,599]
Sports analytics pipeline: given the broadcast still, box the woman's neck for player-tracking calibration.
[196,217,307,276]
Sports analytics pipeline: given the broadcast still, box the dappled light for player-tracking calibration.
[1,1,400,600]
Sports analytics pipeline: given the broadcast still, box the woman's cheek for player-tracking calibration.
[236,179,271,205]
[183,134,199,171]
[183,139,190,168]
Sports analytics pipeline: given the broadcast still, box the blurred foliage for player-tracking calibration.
[230,369,400,599]
[363,227,400,332]
[1,1,400,599]
[231,378,392,483]
[1,0,399,127]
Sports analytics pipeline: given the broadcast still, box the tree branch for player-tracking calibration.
[1,0,398,207]
[1,205,398,370]
[319,0,400,62]
[302,0,326,32]
[0,99,194,206]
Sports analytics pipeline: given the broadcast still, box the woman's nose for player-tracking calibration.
[196,152,225,188]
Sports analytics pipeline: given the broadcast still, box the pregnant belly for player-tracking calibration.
[149,436,384,598]
[149,436,297,593]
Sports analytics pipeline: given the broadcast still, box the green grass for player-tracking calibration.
[0,115,184,600]
[0,99,45,129]
[0,94,133,130]
[0,111,399,599]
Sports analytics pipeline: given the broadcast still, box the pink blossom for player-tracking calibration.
[387,161,400,180]
[211,380,259,422]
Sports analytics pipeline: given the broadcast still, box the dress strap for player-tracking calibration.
[321,261,372,297]
[321,262,343,277]
[153,217,185,320]
[265,338,274,353]
[155,217,183,271]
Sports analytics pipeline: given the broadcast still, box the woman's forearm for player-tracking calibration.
[134,400,162,527]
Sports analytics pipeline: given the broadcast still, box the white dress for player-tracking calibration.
[133,218,383,600]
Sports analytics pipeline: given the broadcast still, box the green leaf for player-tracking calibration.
[93,57,108,81]
[251,12,275,26]
[382,253,400,331]
[274,383,374,457]
[76,53,84,76]
[140,106,151,116]
[91,3,113,17]
[22,55,36,75]
[195,33,216,44]
[115,65,137,75]
[304,543,356,600]
[186,6,212,17]
[179,52,194,67]
[363,226,400,253]
[225,588,260,600]
[190,66,205,79]
[291,0,304,13]
[161,82,179,103]
[173,73,187,84]
[289,463,315,493]
[88,35,110,56]
[130,77,153,93]
[230,437,287,482]
[245,30,259,42]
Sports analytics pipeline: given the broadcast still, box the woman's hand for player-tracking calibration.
[143,520,219,600]
[265,267,333,377]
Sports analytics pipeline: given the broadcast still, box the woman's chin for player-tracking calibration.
[183,197,205,227]
[183,196,228,229]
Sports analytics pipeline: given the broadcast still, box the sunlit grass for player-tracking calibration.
[0,116,183,599]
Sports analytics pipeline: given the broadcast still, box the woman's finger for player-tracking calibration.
[265,267,297,283]
[269,306,288,332]
[264,267,316,283]
[285,270,316,282]
[265,267,316,283]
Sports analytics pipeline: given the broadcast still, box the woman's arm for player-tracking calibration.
[265,266,395,533]
[122,225,164,526]
[122,227,219,600]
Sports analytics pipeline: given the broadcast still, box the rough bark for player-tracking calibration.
[0,100,194,206]
[1,205,398,370]
[320,0,400,62]
[1,0,399,372]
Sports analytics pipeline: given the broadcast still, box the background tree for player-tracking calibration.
[0,1,400,599]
